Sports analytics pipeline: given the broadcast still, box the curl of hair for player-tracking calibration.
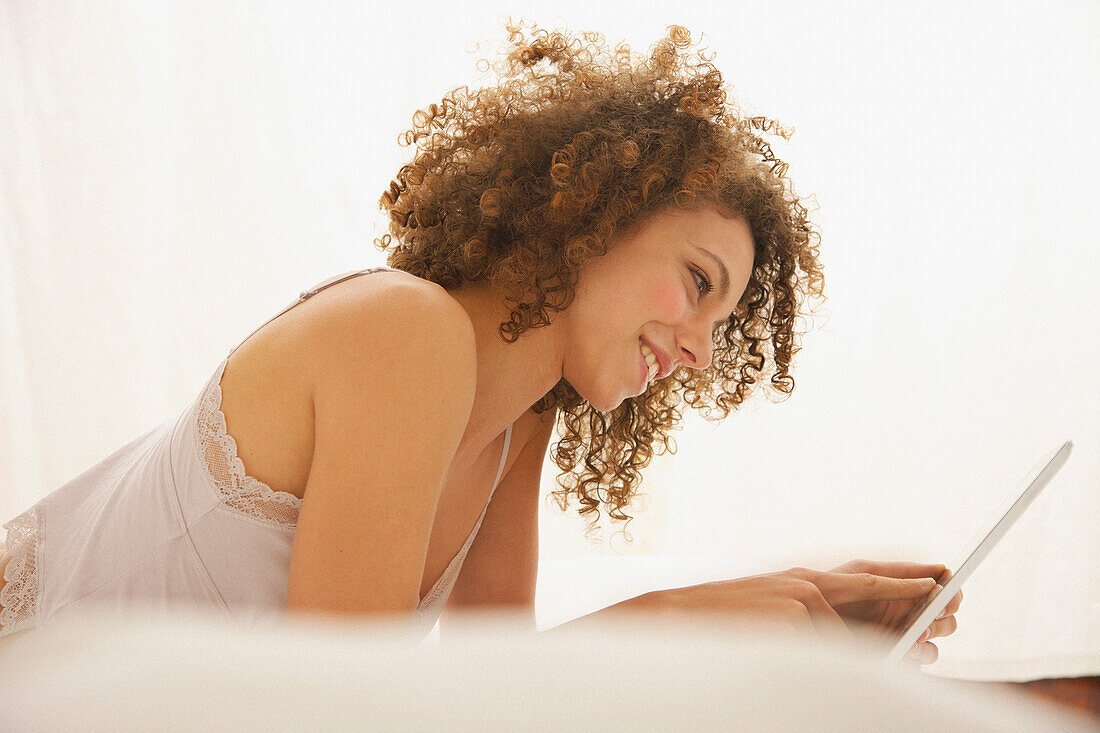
[375,19,827,545]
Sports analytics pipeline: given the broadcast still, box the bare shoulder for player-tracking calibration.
[295,270,474,389]
[296,268,466,333]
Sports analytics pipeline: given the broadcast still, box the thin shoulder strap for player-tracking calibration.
[226,266,398,358]
[491,423,514,492]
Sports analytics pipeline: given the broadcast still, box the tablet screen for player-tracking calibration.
[883,440,1073,665]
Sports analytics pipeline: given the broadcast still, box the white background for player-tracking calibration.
[1,0,1096,679]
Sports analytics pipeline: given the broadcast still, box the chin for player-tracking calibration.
[572,384,618,415]
[567,370,631,414]
[593,389,633,415]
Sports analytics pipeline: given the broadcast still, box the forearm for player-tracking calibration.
[538,590,663,637]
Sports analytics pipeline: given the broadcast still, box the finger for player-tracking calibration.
[785,601,816,635]
[905,640,939,665]
[904,642,922,663]
[902,638,937,660]
[923,614,958,640]
[930,568,962,617]
[796,587,854,640]
[833,560,947,581]
[942,589,964,617]
[815,571,939,606]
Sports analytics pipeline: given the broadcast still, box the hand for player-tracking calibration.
[829,559,963,666]
[639,565,946,644]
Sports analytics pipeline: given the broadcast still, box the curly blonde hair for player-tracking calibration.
[376,19,826,544]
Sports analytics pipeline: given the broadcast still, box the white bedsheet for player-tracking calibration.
[0,606,1094,732]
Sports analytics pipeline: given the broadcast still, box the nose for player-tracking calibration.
[675,323,714,371]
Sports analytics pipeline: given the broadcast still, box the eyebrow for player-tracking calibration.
[692,243,735,326]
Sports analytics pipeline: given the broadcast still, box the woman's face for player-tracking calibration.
[561,203,756,413]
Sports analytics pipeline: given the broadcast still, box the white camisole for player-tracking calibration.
[0,266,513,641]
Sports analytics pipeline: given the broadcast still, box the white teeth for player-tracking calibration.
[640,342,659,382]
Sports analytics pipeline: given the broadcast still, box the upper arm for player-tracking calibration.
[440,405,557,631]
[286,281,476,620]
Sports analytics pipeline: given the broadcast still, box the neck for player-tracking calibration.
[444,280,566,454]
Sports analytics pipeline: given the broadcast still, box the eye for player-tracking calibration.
[689,265,714,296]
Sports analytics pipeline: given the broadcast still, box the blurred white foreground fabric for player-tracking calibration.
[0,607,1094,732]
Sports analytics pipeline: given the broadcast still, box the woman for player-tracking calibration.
[0,22,960,663]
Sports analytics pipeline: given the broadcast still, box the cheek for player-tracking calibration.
[647,280,685,318]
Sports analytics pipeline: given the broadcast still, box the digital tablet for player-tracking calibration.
[884,440,1074,666]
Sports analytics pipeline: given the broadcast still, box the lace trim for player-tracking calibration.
[195,359,302,529]
[418,527,477,611]
[1,505,40,635]
[193,268,396,528]
[418,425,512,611]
